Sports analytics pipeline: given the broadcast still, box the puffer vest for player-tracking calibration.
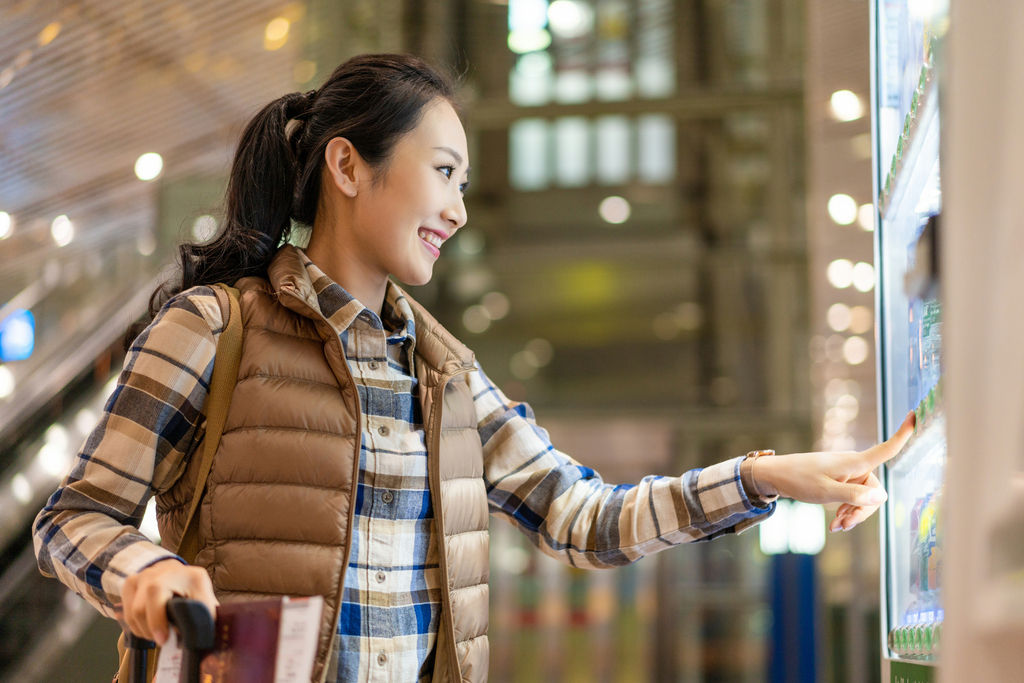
[155,245,490,683]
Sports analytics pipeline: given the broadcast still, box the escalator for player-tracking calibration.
[0,231,169,681]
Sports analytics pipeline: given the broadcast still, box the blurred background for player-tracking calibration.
[0,0,882,681]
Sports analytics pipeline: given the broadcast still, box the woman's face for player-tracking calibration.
[330,98,470,287]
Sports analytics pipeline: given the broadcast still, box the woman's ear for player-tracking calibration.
[324,137,361,198]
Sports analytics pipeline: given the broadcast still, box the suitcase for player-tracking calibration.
[124,597,215,683]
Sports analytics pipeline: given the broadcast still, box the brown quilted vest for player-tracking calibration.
[156,245,490,682]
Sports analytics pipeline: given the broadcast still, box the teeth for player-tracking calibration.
[418,229,444,249]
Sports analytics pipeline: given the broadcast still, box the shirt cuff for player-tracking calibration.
[740,457,780,506]
[102,538,186,609]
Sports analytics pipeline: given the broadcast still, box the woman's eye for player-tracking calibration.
[438,165,454,178]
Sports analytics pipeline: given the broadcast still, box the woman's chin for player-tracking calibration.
[393,263,434,287]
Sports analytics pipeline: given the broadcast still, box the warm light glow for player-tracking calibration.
[37,442,69,477]
[830,90,863,122]
[264,18,290,50]
[599,196,631,224]
[827,259,854,289]
[51,215,73,247]
[849,306,873,334]
[134,152,163,181]
[0,212,11,239]
[827,194,858,225]
[510,351,538,379]
[481,292,510,320]
[38,22,61,47]
[0,365,14,398]
[294,60,317,84]
[858,204,875,231]
[463,305,491,333]
[11,473,32,504]
[525,338,554,366]
[843,336,869,365]
[508,29,552,53]
[852,262,876,292]
[827,303,851,332]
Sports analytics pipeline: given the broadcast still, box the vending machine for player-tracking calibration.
[870,1,948,681]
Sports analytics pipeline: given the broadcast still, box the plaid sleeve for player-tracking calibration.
[471,362,774,569]
[32,286,223,617]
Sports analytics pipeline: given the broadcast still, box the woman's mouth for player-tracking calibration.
[418,228,446,257]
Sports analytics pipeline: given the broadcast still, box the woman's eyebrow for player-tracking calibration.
[433,146,471,173]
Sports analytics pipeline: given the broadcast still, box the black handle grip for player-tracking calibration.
[123,598,215,683]
[165,596,216,650]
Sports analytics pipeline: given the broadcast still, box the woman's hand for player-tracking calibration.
[756,411,916,532]
[120,558,219,645]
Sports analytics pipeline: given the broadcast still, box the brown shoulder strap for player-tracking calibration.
[175,283,242,564]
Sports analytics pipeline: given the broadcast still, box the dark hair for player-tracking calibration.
[123,52,463,351]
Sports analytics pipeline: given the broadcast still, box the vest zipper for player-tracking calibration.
[427,365,475,683]
[280,290,363,683]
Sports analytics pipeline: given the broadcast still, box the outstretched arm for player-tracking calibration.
[471,363,773,569]
[752,411,916,532]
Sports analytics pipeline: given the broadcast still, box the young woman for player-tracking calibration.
[33,53,913,683]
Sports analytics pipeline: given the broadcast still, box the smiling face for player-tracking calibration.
[319,97,470,289]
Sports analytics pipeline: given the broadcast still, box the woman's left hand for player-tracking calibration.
[755,411,916,531]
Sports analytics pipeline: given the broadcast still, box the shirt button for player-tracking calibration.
[377,652,387,666]
[376,571,386,583]
[368,361,379,370]
[381,491,394,504]
[378,425,390,437]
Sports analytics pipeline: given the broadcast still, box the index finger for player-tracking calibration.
[857,411,916,470]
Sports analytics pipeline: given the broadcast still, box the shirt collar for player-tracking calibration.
[294,248,417,350]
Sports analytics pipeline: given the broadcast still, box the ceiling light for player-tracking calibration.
[0,212,12,239]
[827,303,851,331]
[852,262,875,292]
[509,0,549,31]
[849,306,873,334]
[508,29,552,53]
[264,18,290,50]
[827,259,854,289]
[547,0,594,38]
[827,194,858,225]
[858,204,875,231]
[830,90,863,122]
[134,152,163,181]
[51,215,73,247]
[0,365,14,398]
[843,336,869,364]
[599,196,630,224]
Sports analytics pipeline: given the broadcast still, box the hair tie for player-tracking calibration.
[288,89,318,122]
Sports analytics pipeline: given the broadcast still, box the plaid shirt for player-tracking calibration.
[33,248,774,682]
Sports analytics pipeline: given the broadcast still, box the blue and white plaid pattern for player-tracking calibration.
[33,246,774,683]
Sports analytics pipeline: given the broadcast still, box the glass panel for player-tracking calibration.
[637,114,675,184]
[595,115,632,185]
[510,118,551,191]
[555,117,592,187]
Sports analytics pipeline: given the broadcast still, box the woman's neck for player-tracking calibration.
[303,231,388,316]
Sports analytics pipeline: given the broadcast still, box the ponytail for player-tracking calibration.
[124,53,461,352]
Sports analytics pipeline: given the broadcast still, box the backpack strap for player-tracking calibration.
[115,283,243,683]
[175,283,243,564]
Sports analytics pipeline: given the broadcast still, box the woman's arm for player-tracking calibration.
[31,287,223,618]
[472,363,773,569]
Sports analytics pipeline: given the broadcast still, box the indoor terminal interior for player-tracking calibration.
[0,0,1020,682]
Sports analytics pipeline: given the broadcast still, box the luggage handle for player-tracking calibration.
[125,597,215,683]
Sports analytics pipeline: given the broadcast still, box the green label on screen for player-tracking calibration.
[891,661,936,683]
